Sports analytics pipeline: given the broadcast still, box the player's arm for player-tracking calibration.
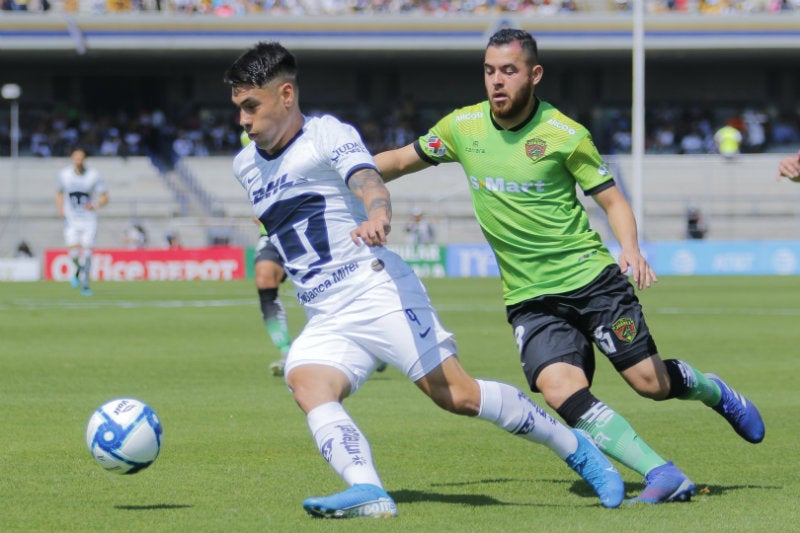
[592,185,657,290]
[777,150,800,181]
[348,168,392,247]
[92,191,109,210]
[55,191,65,218]
[374,143,431,183]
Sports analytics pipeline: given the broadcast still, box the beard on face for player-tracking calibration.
[489,80,534,121]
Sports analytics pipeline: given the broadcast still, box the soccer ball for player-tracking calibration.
[86,398,163,475]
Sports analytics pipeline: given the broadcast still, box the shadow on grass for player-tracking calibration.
[687,483,782,496]
[391,488,536,507]
[388,477,781,508]
[589,480,783,503]
[394,478,576,508]
[115,504,193,511]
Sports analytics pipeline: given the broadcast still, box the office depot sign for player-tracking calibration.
[44,247,245,281]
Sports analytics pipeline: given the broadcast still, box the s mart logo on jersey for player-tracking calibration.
[525,138,547,161]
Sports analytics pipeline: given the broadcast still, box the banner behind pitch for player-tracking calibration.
[44,247,245,281]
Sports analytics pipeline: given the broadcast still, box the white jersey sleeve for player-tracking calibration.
[233,114,412,316]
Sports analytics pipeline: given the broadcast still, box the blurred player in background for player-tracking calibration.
[253,218,293,376]
[376,28,765,505]
[226,41,623,519]
[55,147,108,296]
[776,149,800,181]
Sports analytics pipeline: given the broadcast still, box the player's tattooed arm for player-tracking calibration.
[349,168,392,247]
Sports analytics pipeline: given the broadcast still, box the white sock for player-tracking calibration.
[306,402,383,488]
[476,379,577,460]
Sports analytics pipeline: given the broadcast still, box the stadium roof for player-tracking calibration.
[1,13,799,58]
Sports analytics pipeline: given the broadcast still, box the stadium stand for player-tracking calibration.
[2,153,799,257]
[2,12,800,256]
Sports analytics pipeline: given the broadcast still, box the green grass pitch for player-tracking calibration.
[1,276,798,533]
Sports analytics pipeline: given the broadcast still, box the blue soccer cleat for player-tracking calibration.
[706,373,765,444]
[565,429,625,508]
[70,276,80,288]
[626,461,695,505]
[303,484,397,519]
[81,287,93,296]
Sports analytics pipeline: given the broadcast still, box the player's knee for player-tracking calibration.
[622,361,671,400]
[428,382,480,416]
[288,371,350,413]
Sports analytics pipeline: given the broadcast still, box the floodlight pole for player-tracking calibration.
[632,1,645,240]
[2,83,22,251]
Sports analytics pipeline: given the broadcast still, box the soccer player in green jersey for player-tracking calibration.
[253,219,294,377]
[375,28,765,505]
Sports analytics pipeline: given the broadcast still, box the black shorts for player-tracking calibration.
[255,235,284,266]
[506,265,658,393]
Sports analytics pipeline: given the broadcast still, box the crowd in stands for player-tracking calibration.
[600,104,800,155]
[1,101,798,161]
[3,0,799,14]
[0,103,425,161]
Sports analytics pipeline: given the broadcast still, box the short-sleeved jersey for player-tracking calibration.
[233,114,412,316]
[415,99,617,305]
[57,165,107,222]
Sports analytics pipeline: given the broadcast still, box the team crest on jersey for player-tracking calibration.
[426,136,447,157]
[612,317,637,342]
[525,138,547,161]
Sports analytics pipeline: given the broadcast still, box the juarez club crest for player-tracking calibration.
[525,138,547,160]
[612,317,637,342]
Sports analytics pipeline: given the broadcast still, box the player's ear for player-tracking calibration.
[532,64,543,85]
[279,81,296,107]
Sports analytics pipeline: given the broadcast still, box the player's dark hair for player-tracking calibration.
[487,28,539,64]
[223,41,298,89]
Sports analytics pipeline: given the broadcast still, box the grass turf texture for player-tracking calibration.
[1,276,797,533]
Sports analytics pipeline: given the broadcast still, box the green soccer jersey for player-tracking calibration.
[415,99,617,305]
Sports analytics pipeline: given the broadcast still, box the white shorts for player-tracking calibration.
[284,273,457,393]
[64,219,98,249]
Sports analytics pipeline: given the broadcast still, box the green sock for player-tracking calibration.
[264,317,291,357]
[671,360,722,407]
[575,401,666,477]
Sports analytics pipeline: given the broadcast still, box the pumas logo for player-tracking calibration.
[525,138,547,161]
[612,317,637,342]
[426,136,447,157]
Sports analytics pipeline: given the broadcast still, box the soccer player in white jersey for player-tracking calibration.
[55,147,108,295]
[224,41,624,519]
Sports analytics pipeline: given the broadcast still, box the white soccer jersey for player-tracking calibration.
[57,165,107,222]
[233,114,413,316]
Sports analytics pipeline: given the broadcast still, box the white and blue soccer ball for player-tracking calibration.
[86,398,163,475]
